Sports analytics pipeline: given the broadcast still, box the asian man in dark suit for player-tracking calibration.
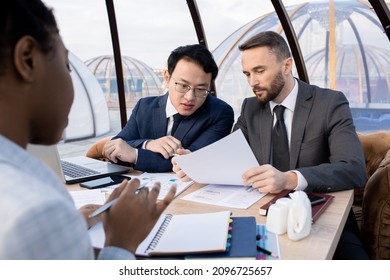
[103,44,234,172]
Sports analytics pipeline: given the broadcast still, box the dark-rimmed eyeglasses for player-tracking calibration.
[171,77,212,98]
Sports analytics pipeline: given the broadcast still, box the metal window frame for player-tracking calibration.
[105,0,390,128]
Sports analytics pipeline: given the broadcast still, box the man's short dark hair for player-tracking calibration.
[167,44,218,81]
[239,31,291,62]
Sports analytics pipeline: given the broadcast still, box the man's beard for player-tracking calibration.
[254,71,285,105]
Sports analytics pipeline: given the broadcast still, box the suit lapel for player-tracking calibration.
[153,94,168,137]
[174,117,196,140]
[173,95,210,140]
[290,81,313,169]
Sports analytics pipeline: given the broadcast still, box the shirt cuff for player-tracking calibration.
[141,140,149,149]
[291,170,308,191]
[134,148,138,164]
[98,246,136,260]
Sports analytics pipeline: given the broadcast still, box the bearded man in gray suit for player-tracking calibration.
[237,31,366,194]
[235,31,368,259]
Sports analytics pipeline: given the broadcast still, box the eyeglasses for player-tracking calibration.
[171,77,212,98]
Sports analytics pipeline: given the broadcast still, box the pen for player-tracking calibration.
[88,185,146,219]
[88,197,118,218]
[245,186,255,192]
[256,245,278,258]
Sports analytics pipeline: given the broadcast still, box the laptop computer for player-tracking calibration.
[27,144,130,184]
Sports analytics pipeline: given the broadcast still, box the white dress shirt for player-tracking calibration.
[141,93,178,151]
[165,94,179,136]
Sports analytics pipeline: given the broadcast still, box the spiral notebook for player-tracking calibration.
[88,211,232,256]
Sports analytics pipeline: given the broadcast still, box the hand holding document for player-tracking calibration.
[175,129,259,185]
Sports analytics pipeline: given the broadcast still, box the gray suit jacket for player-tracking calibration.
[234,79,367,193]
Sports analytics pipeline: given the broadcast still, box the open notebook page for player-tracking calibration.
[89,211,231,256]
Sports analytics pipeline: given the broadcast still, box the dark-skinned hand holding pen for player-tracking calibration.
[98,178,176,254]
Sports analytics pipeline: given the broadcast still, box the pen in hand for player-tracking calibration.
[88,184,146,219]
[88,198,118,219]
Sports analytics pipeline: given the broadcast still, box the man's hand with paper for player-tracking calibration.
[172,130,259,186]
[172,148,192,182]
[172,130,298,194]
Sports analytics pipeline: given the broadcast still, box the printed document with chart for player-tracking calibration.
[100,172,193,200]
[175,130,267,209]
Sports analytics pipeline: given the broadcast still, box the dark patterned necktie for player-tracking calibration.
[171,113,185,135]
[272,105,290,171]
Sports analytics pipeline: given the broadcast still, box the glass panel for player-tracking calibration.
[42,0,390,158]
[212,1,390,132]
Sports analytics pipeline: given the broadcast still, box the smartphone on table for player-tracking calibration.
[306,193,326,205]
[284,191,326,206]
[80,175,130,189]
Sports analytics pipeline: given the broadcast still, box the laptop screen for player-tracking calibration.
[26,144,130,184]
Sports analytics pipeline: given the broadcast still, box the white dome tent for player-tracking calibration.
[63,52,110,141]
[85,55,163,109]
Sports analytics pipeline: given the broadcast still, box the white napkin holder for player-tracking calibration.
[266,197,292,235]
[287,191,311,241]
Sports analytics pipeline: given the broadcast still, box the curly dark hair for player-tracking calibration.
[0,0,58,75]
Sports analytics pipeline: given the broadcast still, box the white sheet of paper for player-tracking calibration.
[69,189,106,209]
[181,184,267,209]
[100,172,193,200]
[175,129,259,185]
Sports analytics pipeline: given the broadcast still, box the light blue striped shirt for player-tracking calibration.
[0,135,134,260]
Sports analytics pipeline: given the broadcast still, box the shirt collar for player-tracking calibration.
[270,78,298,113]
[165,92,178,118]
[0,135,55,182]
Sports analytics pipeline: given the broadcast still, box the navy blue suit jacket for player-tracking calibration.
[114,93,234,172]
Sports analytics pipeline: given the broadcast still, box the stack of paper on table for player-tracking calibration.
[88,211,232,256]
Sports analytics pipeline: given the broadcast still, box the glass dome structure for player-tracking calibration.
[85,55,163,109]
[213,0,390,131]
[64,52,110,142]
